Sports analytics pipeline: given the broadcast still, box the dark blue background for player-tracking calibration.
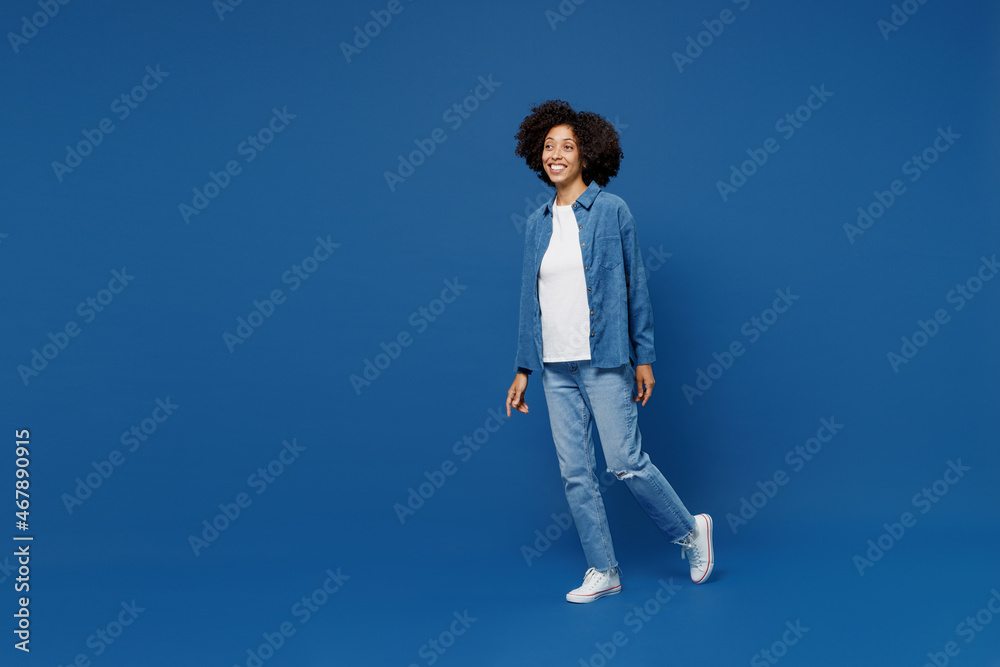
[2,0,998,664]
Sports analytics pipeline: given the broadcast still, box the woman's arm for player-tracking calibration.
[619,206,656,367]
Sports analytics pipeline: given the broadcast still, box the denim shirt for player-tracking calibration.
[514,180,655,375]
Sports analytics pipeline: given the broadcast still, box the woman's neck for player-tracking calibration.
[555,180,587,207]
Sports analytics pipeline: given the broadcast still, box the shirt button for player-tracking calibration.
[573,203,578,208]
[578,225,582,229]
[581,242,585,246]
[591,310,594,315]
[584,265,588,270]
[587,286,591,291]
[590,333,594,337]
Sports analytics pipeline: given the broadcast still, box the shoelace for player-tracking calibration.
[580,567,616,589]
[582,567,602,586]
[678,533,703,568]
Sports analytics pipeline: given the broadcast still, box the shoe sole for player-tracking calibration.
[692,513,714,584]
[566,584,622,603]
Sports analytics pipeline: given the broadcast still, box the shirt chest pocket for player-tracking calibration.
[594,235,623,270]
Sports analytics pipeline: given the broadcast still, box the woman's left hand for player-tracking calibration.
[635,364,654,406]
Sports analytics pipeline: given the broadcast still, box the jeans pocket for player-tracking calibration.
[595,235,623,269]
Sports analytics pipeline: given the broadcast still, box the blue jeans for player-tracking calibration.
[541,359,695,572]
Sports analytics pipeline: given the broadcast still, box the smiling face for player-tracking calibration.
[542,124,586,187]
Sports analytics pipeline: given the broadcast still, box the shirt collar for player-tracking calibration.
[545,180,602,215]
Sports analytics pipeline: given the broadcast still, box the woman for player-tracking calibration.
[505,100,714,603]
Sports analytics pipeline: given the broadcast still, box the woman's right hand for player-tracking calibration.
[506,373,530,417]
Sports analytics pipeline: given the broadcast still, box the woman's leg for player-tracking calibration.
[541,361,618,572]
[576,361,695,542]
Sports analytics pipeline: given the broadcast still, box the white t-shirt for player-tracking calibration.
[538,198,592,362]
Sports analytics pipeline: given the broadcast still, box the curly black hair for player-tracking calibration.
[514,99,623,187]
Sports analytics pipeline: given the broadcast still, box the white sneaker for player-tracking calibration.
[566,567,621,603]
[676,513,714,584]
